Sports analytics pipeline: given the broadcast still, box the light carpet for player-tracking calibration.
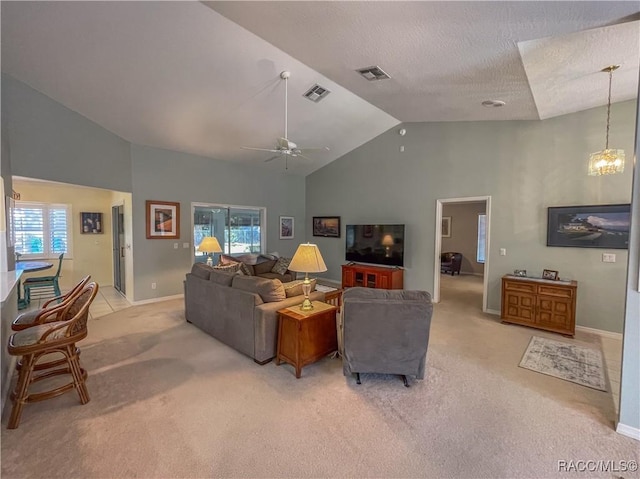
[519,336,607,391]
[1,278,638,478]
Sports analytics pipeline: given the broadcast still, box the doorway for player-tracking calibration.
[112,204,125,294]
[433,196,491,312]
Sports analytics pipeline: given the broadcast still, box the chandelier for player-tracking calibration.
[588,65,624,176]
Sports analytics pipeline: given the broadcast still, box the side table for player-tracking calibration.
[276,301,338,378]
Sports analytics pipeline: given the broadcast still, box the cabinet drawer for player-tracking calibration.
[503,280,536,294]
[538,285,573,298]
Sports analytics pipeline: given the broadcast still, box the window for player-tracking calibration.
[14,201,72,258]
[193,203,265,262]
[477,214,486,263]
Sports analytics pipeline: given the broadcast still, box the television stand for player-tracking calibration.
[341,263,404,290]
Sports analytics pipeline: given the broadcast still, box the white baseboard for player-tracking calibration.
[575,325,622,341]
[616,422,640,441]
[132,293,184,306]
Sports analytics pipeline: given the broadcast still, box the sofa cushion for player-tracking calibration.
[191,263,215,280]
[253,259,277,275]
[209,269,235,286]
[282,279,317,298]
[271,257,291,275]
[219,254,240,265]
[232,275,286,302]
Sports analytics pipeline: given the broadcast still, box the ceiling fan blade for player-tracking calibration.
[298,146,330,152]
[241,146,280,153]
[294,153,315,161]
[264,155,281,163]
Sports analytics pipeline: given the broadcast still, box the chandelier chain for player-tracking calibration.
[605,67,612,150]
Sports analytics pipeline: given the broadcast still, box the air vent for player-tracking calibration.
[356,65,391,81]
[303,84,331,102]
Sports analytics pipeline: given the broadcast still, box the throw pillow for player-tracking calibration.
[239,262,254,276]
[253,259,277,275]
[271,257,291,275]
[209,269,235,287]
[191,263,215,280]
[282,279,317,298]
[219,254,240,265]
[232,275,285,302]
[213,263,242,274]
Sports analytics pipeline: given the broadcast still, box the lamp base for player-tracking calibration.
[206,256,213,267]
[300,276,313,310]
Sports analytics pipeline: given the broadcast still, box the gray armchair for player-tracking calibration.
[342,287,433,387]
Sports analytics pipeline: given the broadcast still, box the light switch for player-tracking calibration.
[183,242,190,249]
[500,248,506,256]
[602,253,616,263]
[173,243,179,249]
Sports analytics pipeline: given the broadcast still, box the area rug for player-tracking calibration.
[519,336,606,391]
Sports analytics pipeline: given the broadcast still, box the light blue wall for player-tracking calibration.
[307,101,636,334]
[2,74,132,192]
[130,144,306,300]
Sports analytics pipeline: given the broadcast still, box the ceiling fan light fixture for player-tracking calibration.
[588,65,625,176]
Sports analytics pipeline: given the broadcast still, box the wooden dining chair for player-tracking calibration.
[23,253,64,303]
[6,282,99,429]
[12,275,92,331]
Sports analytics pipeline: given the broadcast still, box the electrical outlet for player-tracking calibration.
[183,242,190,249]
[500,248,506,256]
[151,282,157,290]
[602,253,616,263]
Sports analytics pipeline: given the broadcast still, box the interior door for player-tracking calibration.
[112,205,125,294]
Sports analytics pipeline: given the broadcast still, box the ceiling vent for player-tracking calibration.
[303,84,331,102]
[356,65,391,81]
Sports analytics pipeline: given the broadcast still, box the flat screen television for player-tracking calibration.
[345,224,405,267]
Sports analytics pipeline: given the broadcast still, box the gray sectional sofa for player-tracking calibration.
[184,264,325,363]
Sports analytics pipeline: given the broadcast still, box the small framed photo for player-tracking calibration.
[146,200,180,239]
[442,217,451,238]
[81,212,103,234]
[313,216,340,238]
[542,269,558,281]
[279,216,294,239]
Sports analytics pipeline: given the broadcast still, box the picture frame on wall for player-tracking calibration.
[547,204,630,249]
[312,216,340,238]
[80,212,103,234]
[146,200,180,239]
[279,216,294,239]
[442,216,451,238]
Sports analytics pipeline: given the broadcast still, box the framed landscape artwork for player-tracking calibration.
[442,217,451,238]
[146,200,180,239]
[547,204,630,249]
[313,216,340,238]
[279,216,294,239]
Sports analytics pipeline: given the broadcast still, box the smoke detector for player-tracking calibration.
[481,100,506,108]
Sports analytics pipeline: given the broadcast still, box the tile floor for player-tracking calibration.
[21,282,131,320]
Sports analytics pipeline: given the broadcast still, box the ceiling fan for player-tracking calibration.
[241,71,329,169]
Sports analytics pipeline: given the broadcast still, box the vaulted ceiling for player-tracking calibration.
[2,1,639,175]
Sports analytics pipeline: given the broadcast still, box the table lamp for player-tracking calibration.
[288,243,327,310]
[382,234,394,257]
[197,236,223,266]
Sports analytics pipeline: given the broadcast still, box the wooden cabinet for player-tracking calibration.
[501,275,577,336]
[276,301,338,378]
[341,263,403,290]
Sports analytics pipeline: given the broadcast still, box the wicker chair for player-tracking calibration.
[6,282,99,429]
[23,253,64,303]
[12,275,92,331]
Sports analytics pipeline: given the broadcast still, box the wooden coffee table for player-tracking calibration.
[276,301,338,378]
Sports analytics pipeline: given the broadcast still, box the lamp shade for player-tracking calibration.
[197,236,222,254]
[381,234,394,247]
[288,243,327,273]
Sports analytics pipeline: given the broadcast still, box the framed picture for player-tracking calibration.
[5,196,15,247]
[313,216,340,238]
[542,269,558,280]
[442,216,451,238]
[363,224,373,238]
[80,212,103,234]
[547,204,630,249]
[146,200,180,239]
[279,216,294,239]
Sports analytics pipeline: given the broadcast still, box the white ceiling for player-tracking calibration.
[2,1,639,176]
